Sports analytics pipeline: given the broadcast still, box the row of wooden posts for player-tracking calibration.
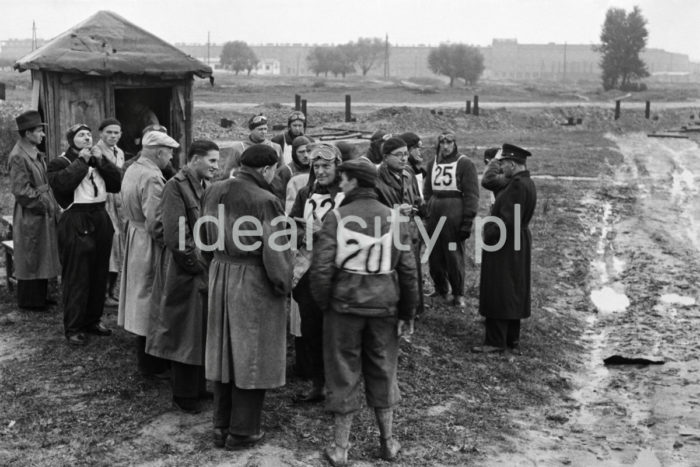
[294,93,653,123]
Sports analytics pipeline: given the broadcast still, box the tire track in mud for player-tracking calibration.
[479,133,700,466]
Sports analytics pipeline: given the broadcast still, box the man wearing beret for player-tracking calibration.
[423,132,480,308]
[202,144,292,450]
[272,110,307,167]
[399,132,427,198]
[118,131,178,371]
[8,110,61,310]
[223,114,282,177]
[311,158,418,466]
[92,118,126,306]
[475,144,537,354]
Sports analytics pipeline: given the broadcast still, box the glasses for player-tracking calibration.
[69,123,90,133]
[289,111,306,122]
[308,144,341,162]
[250,115,268,125]
[388,151,409,158]
[438,137,455,144]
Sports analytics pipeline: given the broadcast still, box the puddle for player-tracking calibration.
[659,294,696,306]
[591,286,631,313]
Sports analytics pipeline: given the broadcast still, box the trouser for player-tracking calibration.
[428,235,465,297]
[213,382,266,436]
[484,318,521,349]
[413,240,425,315]
[136,336,169,375]
[57,205,113,335]
[323,310,400,414]
[293,274,324,382]
[172,361,206,399]
[17,279,48,308]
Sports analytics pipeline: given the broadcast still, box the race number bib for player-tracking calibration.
[303,192,344,223]
[431,155,465,191]
[334,211,394,275]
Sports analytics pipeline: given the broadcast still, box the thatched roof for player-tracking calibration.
[14,11,212,79]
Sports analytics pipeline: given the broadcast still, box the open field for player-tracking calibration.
[1,74,700,465]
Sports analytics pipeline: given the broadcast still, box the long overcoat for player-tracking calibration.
[8,140,61,280]
[146,166,208,365]
[202,168,292,389]
[94,140,125,273]
[479,171,537,320]
[117,157,165,336]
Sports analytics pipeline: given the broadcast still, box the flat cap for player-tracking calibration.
[142,131,180,148]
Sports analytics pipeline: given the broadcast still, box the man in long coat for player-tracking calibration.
[118,131,178,374]
[202,144,292,451]
[8,110,61,309]
[146,140,220,413]
[475,144,537,354]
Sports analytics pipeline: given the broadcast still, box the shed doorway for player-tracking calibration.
[114,88,171,158]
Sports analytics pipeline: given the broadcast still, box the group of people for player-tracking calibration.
[8,108,536,466]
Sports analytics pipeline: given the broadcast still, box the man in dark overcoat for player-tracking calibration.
[146,140,220,413]
[475,144,537,354]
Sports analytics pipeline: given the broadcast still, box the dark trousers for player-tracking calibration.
[484,318,521,349]
[413,240,425,315]
[17,279,48,308]
[213,382,266,436]
[171,361,206,399]
[428,236,465,296]
[136,336,169,375]
[293,275,324,382]
[57,206,113,335]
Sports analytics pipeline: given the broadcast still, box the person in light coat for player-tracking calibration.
[118,131,178,375]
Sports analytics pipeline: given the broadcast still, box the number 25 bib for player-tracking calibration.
[431,155,465,191]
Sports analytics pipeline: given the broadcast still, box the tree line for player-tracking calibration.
[219,7,652,92]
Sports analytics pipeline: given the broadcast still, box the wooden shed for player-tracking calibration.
[14,10,212,167]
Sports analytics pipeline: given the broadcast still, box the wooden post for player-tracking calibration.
[473,95,479,116]
[0,83,5,101]
[645,101,651,119]
[301,99,307,117]
[295,94,301,111]
[466,100,471,114]
[614,100,621,120]
[345,94,352,122]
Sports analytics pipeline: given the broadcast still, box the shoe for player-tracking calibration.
[104,295,119,307]
[379,437,402,461]
[173,397,201,414]
[452,295,466,308]
[224,432,265,451]
[508,345,523,356]
[427,291,448,302]
[213,428,228,448]
[472,345,505,354]
[324,445,349,467]
[199,390,214,400]
[66,333,87,347]
[85,323,112,336]
[293,386,325,404]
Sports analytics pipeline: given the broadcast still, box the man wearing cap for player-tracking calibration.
[423,131,480,308]
[272,110,307,167]
[201,144,292,450]
[121,124,176,181]
[118,131,178,372]
[8,110,61,310]
[223,114,282,177]
[92,118,125,306]
[399,132,426,198]
[310,158,418,466]
[482,147,509,203]
[48,123,122,346]
[375,137,425,316]
[475,144,537,354]
[146,140,220,413]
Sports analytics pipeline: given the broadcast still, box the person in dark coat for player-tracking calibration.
[202,144,292,451]
[8,110,61,310]
[288,143,344,403]
[146,140,220,413]
[47,123,122,346]
[271,110,307,167]
[310,158,418,466]
[423,132,480,308]
[365,130,390,165]
[399,132,426,198]
[475,144,537,354]
[481,147,509,203]
[272,135,312,212]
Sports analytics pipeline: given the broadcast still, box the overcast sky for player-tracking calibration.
[3,0,699,60]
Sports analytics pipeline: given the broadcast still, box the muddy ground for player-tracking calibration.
[1,75,700,466]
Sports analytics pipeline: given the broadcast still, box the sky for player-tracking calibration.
[2,0,699,61]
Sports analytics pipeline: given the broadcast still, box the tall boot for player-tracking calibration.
[324,413,353,467]
[375,408,401,461]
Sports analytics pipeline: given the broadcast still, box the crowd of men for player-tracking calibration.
[8,108,536,466]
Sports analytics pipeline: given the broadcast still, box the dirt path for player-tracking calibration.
[478,133,700,466]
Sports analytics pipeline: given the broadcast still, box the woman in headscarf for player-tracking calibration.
[288,143,344,403]
[272,135,312,213]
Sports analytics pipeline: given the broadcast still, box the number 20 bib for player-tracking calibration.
[334,210,395,275]
[431,155,465,191]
